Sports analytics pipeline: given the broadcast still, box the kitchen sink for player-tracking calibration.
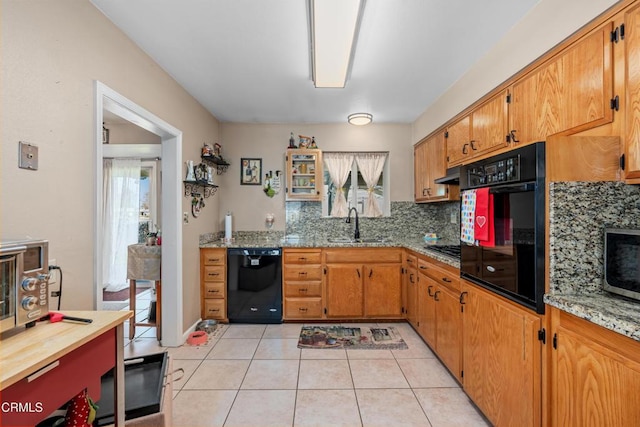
[357,237,388,243]
[327,237,356,243]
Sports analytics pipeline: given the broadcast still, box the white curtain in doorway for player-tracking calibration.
[324,152,354,217]
[355,153,386,217]
[102,159,141,292]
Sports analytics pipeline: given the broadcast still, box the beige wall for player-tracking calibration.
[1,0,220,332]
[412,0,620,143]
[218,123,412,231]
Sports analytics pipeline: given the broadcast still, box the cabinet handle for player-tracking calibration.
[357,269,361,278]
[409,273,415,284]
[298,307,308,312]
[298,271,307,277]
[419,265,427,270]
[209,308,220,313]
[428,285,434,297]
[462,143,469,154]
[208,258,220,263]
[208,272,220,277]
[509,130,519,143]
[208,289,220,293]
[299,288,308,293]
[442,277,451,283]
[460,291,468,304]
[298,257,307,261]
[434,290,441,301]
[369,269,373,278]
[422,188,428,196]
[470,140,477,150]
[27,360,60,382]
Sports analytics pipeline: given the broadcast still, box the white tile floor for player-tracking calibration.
[121,293,490,427]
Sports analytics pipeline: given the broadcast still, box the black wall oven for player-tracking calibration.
[460,142,546,313]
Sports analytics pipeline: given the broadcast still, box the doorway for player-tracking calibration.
[94,81,183,346]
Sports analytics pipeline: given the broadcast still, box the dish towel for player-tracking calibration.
[474,188,490,242]
[461,190,476,244]
[479,191,495,247]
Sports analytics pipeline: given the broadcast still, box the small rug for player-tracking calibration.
[298,326,408,350]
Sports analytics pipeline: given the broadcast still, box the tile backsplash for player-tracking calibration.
[548,181,640,295]
[285,201,459,242]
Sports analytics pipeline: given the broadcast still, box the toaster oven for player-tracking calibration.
[0,239,49,334]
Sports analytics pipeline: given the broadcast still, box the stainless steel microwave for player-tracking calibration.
[604,228,640,301]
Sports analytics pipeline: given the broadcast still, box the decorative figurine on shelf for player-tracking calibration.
[214,143,222,159]
[310,136,318,148]
[185,160,196,181]
[202,143,213,156]
[288,132,297,149]
[299,135,311,148]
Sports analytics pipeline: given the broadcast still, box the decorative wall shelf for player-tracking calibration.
[183,180,219,198]
[201,155,230,175]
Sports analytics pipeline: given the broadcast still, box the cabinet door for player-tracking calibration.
[625,5,640,180]
[418,276,437,348]
[286,149,323,201]
[435,286,462,382]
[325,264,363,318]
[406,266,418,328]
[471,91,508,157]
[364,264,402,317]
[414,141,430,202]
[425,132,451,201]
[552,310,640,427]
[462,282,541,427]
[446,115,471,167]
[510,24,613,146]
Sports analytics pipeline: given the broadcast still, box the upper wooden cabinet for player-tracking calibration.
[624,4,640,180]
[509,23,614,146]
[285,149,323,201]
[446,91,509,167]
[414,131,459,203]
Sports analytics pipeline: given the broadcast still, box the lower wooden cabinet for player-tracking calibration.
[404,252,419,328]
[416,256,462,382]
[551,308,640,427]
[283,248,322,320]
[461,279,542,427]
[200,248,227,321]
[324,248,403,320]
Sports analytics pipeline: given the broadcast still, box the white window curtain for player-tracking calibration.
[355,153,387,217]
[102,159,141,292]
[324,152,354,217]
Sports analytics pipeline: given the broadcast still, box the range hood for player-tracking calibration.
[434,166,460,185]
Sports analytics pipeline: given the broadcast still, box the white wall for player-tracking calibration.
[1,0,220,332]
[412,0,620,143]
[219,123,412,231]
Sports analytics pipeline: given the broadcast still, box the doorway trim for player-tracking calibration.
[94,81,183,347]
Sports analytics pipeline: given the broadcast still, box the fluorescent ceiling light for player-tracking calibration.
[310,0,365,88]
[348,113,372,125]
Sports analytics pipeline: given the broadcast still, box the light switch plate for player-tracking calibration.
[19,141,38,170]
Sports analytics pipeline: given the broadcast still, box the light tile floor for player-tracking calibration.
[120,293,490,427]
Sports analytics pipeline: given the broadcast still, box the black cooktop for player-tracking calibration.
[424,245,461,258]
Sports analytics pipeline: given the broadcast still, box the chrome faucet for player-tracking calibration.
[346,207,360,240]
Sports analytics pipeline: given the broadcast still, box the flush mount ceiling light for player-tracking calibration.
[348,113,372,125]
[309,0,365,88]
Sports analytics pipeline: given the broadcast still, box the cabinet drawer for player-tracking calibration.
[203,265,225,282]
[284,297,323,319]
[204,282,225,299]
[283,265,322,281]
[202,250,225,266]
[284,281,322,297]
[283,251,321,264]
[418,258,460,292]
[204,299,226,319]
[405,253,418,268]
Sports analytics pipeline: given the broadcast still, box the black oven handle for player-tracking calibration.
[488,182,536,194]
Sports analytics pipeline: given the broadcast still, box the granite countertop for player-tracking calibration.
[199,235,461,268]
[544,293,640,342]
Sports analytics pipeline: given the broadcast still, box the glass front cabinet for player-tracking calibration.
[285,149,323,201]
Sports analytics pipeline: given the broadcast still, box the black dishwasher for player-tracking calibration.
[227,248,282,323]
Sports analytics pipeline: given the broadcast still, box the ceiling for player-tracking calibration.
[90,0,540,124]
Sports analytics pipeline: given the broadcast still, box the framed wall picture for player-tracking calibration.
[240,158,262,185]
